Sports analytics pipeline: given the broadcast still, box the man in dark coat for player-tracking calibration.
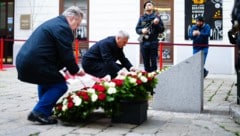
[16,6,85,124]
[81,30,136,79]
[231,0,240,104]
[135,1,165,72]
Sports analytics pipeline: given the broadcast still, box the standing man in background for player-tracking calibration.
[231,0,240,104]
[16,6,85,124]
[135,0,164,72]
[189,16,211,78]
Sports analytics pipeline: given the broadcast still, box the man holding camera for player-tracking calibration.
[135,1,164,72]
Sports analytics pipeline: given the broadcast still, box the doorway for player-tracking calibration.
[0,0,14,64]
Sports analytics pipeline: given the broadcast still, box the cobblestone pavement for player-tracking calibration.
[0,68,240,136]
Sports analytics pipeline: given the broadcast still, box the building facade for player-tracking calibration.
[0,0,234,74]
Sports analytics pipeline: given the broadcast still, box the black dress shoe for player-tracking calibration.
[28,111,57,125]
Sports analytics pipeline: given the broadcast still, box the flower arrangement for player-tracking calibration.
[54,70,162,121]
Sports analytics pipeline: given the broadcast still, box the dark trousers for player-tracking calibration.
[237,33,240,104]
[140,41,159,72]
[82,57,123,79]
[193,46,209,64]
[33,82,68,116]
[193,46,209,75]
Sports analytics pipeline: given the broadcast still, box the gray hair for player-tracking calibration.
[116,30,130,39]
[62,6,84,18]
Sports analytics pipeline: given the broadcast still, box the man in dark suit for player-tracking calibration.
[16,6,85,124]
[81,30,136,79]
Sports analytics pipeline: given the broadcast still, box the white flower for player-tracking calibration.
[91,93,98,102]
[87,88,95,93]
[137,72,143,77]
[72,95,82,106]
[148,72,155,78]
[104,82,116,88]
[62,104,68,111]
[128,77,137,85]
[107,87,117,94]
[140,76,148,83]
[63,98,68,105]
[115,75,126,80]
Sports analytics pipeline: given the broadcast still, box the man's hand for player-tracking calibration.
[142,28,149,34]
[193,30,200,36]
[130,66,137,72]
[153,18,159,25]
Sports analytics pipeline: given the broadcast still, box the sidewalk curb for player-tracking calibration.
[230,103,240,124]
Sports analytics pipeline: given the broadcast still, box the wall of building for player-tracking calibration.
[89,0,140,67]
[14,0,59,39]
[174,0,235,74]
[13,0,59,65]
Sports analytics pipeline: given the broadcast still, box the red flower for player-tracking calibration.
[112,79,124,86]
[98,93,106,101]
[67,95,73,102]
[147,77,153,81]
[56,104,62,111]
[93,84,106,92]
[67,101,74,109]
[136,79,142,85]
[77,91,90,101]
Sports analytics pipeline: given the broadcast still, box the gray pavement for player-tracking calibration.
[0,68,240,136]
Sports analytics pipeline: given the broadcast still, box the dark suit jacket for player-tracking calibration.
[82,36,132,78]
[16,15,79,84]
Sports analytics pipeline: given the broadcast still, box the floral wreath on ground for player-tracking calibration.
[53,69,164,121]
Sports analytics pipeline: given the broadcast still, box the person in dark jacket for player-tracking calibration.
[81,30,136,79]
[189,16,211,78]
[231,0,240,74]
[231,0,240,103]
[135,1,164,72]
[16,6,85,124]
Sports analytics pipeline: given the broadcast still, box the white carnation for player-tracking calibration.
[104,82,116,87]
[73,95,82,106]
[91,93,98,102]
[140,76,148,83]
[107,87,117,94]
[137,72,142,77]
[129,77,137,84]
[62,104,68,111]
[115,75,126,80]
[63,98,68,105]
[87,88,95,93]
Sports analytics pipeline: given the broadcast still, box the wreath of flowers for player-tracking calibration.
[53,70,162,121]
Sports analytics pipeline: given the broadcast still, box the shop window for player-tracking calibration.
[60,0,89,62]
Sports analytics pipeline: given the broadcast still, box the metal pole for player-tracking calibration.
[237,48,240,104]
[0,38,3,70]
[75,39,79,64]
[237,71,240,104]
[159,42,163,70]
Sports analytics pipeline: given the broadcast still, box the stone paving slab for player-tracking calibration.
[0,68,240,136]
